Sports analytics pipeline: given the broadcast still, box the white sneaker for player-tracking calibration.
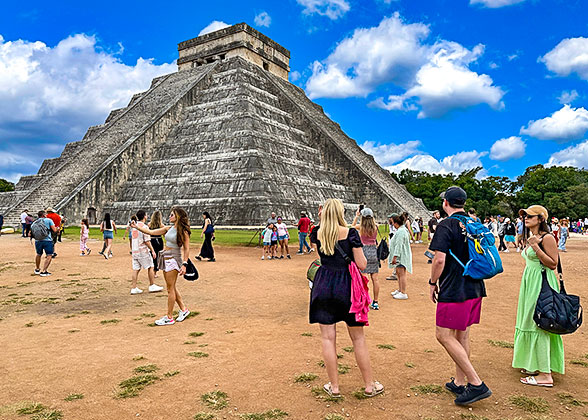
[504,249,510,253]
[148,284,163,293]
[155,316,175,326]
[268,256,272,260]
[391,289,400,296]
[176,309,190,322]
[130,287,143,295]
[261,256,265,260]
[393,292,408,300]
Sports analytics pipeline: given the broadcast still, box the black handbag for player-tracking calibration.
[376,230,390,261]
[183,258,199,281]
[533,253,582,335]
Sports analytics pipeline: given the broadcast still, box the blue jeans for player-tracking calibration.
[298,232,310,253]
[22,223,27,237]
[558,235,567,251]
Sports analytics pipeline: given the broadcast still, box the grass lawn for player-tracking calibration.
[61,227,301,247]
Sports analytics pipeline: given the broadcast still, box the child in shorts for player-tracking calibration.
[261,224,273,260]
[271,225,279,258]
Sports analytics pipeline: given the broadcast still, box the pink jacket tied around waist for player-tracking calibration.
[349,261,370,325]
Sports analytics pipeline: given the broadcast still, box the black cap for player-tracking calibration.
[440,186,467,206]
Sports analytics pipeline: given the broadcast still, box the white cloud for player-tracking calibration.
[558,90,579,104]
[546,140,588,169]
[306,13,431,98]
[360,140,421,166]
[540,37,588,80]
[305,14,504,118]
[198,21,230,36]
[489,136,526,161]
[400,42,505,118]
[254,12,272,28]
[387,150,487,174]
[520,105,588,142]
[0,33,175,181]
[508,53,519,61]
[296,0,350,20]
[289,70,301,82]
[470,0,526,8]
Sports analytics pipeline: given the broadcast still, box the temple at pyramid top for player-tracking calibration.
[177,23,290,80]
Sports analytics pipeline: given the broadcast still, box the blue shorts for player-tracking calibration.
[103,231,114,240]
[35,240,54,256]
[278,235,288,241]
[263,241,271,246]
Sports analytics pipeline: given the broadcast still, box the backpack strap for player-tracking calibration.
[335,242,352,265]
[447,214,471,267]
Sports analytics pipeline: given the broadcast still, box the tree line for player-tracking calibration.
[391,165,588,220]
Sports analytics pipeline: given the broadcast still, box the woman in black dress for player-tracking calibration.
[149,210,164,277]
[310,198,384,398]
[196,211,215,262]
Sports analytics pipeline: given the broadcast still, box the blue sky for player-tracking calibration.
[1,0,588,183]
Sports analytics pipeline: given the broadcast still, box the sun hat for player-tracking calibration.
[45,207,55,213]
[439,186,467,206]
[360,207,374,218]
[518,205,548,221]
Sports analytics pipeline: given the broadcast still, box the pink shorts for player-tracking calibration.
[436,297,482,331]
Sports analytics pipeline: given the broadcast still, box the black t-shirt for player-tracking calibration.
[505,223,516,236]
[429,212,487,303]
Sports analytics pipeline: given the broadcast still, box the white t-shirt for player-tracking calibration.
[20,212,27,223]
[411,220,420,233]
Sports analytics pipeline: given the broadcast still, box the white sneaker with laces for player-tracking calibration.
[391,289,400,296]
[130,287,143,295]
[176,309,190,322]
[261,256,265,260]
[148,284,163,293]
[155,316,175,326]
[393,292,408,300]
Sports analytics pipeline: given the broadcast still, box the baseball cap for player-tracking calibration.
[519,205,548,221]
[45,207,55,213]
[439,186,467,206]
[387,212,398,219]
[360,207,374,218]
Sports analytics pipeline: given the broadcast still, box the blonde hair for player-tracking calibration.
[360,215,377,237]
[317,199,347,255]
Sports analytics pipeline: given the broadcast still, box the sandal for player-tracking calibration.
[364,381,384,397]
[323,382,342,398]
[520,376,553,387]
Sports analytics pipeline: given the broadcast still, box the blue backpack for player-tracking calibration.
[449,214,503,280]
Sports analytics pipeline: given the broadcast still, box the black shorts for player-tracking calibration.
[271,240,278,246]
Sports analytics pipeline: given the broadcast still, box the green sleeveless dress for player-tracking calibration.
[512,246,564,374]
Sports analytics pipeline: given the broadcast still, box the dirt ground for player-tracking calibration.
[0,234,587,420]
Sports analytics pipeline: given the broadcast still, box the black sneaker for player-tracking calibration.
[34,269,41,275]
[287,255,291,259]
[40,271,52,277]
[454,382,492,406]
[445,378,465,395]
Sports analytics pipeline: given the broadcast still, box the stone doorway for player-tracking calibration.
[87,207,97,225]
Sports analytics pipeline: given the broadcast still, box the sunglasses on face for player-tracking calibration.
[525,214,538,219]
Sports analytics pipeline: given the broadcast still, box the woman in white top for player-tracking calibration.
[275,216,291,259]
[411,219,421,243]
[132,207,191,326]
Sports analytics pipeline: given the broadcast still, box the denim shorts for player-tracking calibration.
[35,240,54,256]
[278,235,288,241]
[263,241,271,246]
[103,231,114,240]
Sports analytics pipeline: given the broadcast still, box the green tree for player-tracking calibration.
[0,178,15,192]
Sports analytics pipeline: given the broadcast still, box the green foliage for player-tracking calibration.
[509,394,550,413]
[391,165,588,219]
[201,391,228,410]
[239,409,288,419]
[64,393,84,401]
[0,178,15,192]
[294,373,318,383]
[116,374,159,398]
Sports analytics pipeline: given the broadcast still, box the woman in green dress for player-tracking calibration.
[512,205,563,387]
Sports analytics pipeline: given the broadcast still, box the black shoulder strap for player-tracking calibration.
[335,242,352,265]
[537,234,564,287]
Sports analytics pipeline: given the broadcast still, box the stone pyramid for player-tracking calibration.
[0,23,430,226]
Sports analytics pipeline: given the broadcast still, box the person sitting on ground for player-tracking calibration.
[31,210,60,277]
[130,210,164,295]
[429,186,492,406]
[309,198,384,399]
[389,213,412,300]
[79,219,91,256]
[276,216,291,259]
[513,205,563,387]
[132,207,191,326]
